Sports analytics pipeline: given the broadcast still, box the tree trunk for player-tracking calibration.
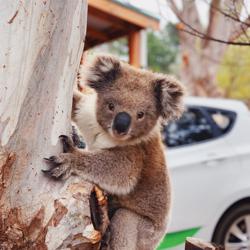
[0,1,99,249]
[179,37,225,97]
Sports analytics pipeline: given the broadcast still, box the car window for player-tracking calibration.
[206,108,236,134]
[162,108,214,148]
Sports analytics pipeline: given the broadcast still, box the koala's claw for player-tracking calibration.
[43,156,62,165]
[42,135,75,180]
[42,155,71,180]
[59,135,75,153]
[42,168,63,180]
[42,166,64,179]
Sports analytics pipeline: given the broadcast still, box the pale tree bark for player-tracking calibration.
[0,1,101,249]
[168,0,249,97]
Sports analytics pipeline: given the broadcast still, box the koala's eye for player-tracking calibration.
[137,111,144,120]
[108,102,115,111]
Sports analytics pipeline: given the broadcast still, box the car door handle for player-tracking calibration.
[207,152,218,158]
[204,159,219,167]
[202,155,227,167]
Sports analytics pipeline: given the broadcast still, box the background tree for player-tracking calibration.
[92,38,128,61]
[148,23,179,74]
[167,0,250,97]
[106,38,128,59]
[217,43,250,106]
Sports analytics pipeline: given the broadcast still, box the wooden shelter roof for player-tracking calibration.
[85,0,160,50]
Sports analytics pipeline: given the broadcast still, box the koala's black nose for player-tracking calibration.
[113,112,131,134]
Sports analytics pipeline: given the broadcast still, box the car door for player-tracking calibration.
[161,106,237,247]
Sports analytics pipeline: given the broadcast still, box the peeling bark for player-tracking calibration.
[0,1,100,249]
[0,152,16,199]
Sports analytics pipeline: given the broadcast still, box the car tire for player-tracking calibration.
[212,203,250,249]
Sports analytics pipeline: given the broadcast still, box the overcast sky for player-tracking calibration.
[127,0,210,27]
[128,0,250,28]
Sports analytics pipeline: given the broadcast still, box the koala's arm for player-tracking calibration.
[76,147,143,194]
[44,137,143,195]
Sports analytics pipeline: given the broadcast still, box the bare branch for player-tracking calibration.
[167,0,182,16]
[232,0,250,40]
[179,27,250,46]
[203,0,249,26]
[203,0,221,47]
[167,0,202,31]
[229,14,250,41]
[243,0,250,17]
[168,0,250,46]
[182,0,202,31]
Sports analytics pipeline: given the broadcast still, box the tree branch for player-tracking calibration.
[169,0,250,46]
[180,27,250,46]
[229,15,250,42]
[203,0,249,26]
[182,0,202,31]
[168,0,182,16]
[203,0,221,47]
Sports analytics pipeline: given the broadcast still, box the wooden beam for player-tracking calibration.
[129,31,141,68]
[88,6,127,30]
[87,27,109,41]
[88,0,159,30]
[85,28,132,50]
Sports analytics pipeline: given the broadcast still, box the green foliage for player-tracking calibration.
[94,23,180,74]
[217,45,250,104]
[105,38,128,58]
[147,23,180,74]
[90,38,128,62]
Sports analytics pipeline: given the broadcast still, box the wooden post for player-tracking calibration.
[185,238,224,250]
[129,31,141,67]
[0,1,100,249]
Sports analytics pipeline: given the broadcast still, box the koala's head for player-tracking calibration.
[77,55,184,143]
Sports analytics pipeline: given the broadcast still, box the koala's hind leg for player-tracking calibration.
[108,208,139,250]
[137,219,166,250]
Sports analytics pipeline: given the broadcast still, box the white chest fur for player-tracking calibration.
[74,92,118,150]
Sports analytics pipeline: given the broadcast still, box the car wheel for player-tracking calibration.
[212,203,250,250]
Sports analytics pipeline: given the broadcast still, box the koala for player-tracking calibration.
[44,55,184,250]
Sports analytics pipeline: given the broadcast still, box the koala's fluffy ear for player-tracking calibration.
[86,55,121,90]
[154,75,185,121]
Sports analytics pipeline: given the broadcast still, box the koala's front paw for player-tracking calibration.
[72,126,86,149]
[42,154,72,180]
[59,134,75,153]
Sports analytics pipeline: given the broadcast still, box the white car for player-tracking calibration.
[157,97,250,250]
